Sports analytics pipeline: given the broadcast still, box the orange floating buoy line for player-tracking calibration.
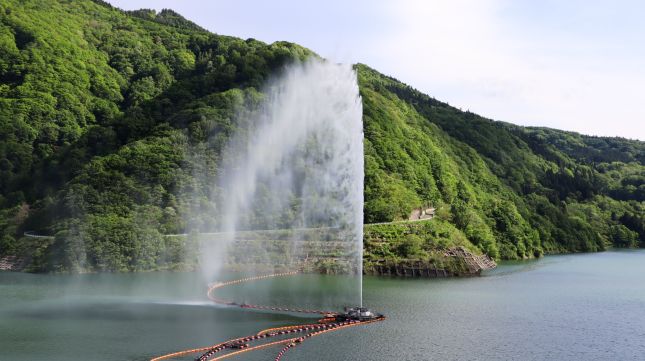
[150,271,385,361]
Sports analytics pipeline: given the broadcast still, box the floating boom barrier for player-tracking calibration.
[150,271,384,361]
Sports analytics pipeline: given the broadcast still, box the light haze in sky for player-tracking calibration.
[108,0,645,140]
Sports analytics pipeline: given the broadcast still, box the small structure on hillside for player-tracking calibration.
[408,206,435,221]
[444,246,497,273]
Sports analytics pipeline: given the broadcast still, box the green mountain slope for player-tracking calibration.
[0,0,643,272]
[360,67,644,254]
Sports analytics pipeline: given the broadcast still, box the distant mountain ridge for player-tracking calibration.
[0,0,642,272]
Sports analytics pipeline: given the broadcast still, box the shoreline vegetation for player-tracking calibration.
[0,0,643,274]
[0,218,641,276]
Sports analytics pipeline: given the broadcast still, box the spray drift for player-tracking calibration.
[196,58,365,310]
[152,58,387,361]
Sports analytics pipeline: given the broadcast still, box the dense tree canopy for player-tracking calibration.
[0,0,643,272]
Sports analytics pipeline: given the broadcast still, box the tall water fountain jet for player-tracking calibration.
[199,58,364,309]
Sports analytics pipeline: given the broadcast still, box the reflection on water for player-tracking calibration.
[2,250,645,361]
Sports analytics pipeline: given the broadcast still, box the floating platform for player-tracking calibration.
[336,307,384,322]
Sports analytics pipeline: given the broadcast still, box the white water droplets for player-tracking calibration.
[197,59,364,308]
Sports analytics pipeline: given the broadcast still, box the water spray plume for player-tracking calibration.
[195,58,364,309]
[152,59,385,361]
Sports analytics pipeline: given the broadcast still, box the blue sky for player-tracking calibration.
[108,0,645,140]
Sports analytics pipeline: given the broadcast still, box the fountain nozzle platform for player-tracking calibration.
[336,307,384,321]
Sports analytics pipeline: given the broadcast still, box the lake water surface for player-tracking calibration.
[2,250,645,360]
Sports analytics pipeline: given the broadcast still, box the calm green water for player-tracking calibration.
[2,250,645,361]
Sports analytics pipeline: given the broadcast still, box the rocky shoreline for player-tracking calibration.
[364,246,496,277]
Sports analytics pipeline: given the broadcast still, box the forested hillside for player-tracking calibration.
[1,0,643,272]
[359,67,644,257]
